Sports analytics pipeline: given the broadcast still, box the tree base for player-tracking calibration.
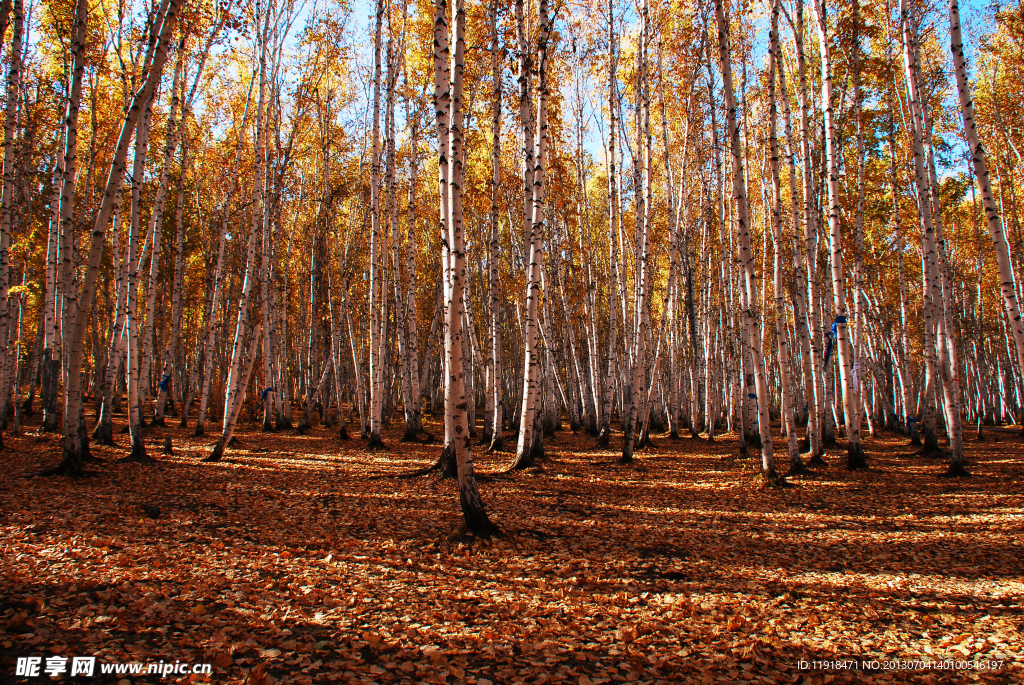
[941,462,970,478]
[91,421,116,446]
[618,435,634,464]
[41,412,60,433]
[366,434,388,451]
[807,453,828,467]
[787,459,807,476]
[36,447,87,478]
[338,425,351,440]
[438,443,458,479]
[151,417,166,427]
[846,442,868,471]
[487,434,504,453]
[202,442,225,462]
[756,470,790,488]
[508,439,543,470]
[120,439,155,464]
[457,512,501,540]
[193,424,206,437]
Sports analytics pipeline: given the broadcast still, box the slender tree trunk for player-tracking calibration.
[795,0,826,464]
[486,0,503,451]
[814,0,864,469]
[621,0,653,464]
[768,0,800,468]
[54,0,180,475]
[203,323,263,463]
[948,0,1009,473]
[901,1,942,458]
[124,98,157,463]
[716,0,779,482]
[598,0,618,448]
[510,0,546,469]
[0,0,22,445]
[446,0,497,536]
[215,12,270,452]
[366,0,386,449]
[195,77,254,435]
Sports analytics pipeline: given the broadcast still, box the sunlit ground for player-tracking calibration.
[2,410,1022,684]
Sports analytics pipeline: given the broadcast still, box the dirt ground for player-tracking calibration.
[1,411,1022,684]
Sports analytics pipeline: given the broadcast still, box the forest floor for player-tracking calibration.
[1,412,1022,685]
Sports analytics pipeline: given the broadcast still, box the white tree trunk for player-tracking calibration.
[949,0,1010,472]
[814,0,864,469]
[716,0,778,480]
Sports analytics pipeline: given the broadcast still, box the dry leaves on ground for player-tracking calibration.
[1,415,1022,684]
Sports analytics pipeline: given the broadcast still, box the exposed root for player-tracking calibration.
[395,463,441,479]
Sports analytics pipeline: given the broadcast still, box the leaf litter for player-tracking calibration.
[1,417,1022,684]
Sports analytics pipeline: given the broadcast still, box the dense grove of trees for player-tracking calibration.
[7,0,1024,533]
